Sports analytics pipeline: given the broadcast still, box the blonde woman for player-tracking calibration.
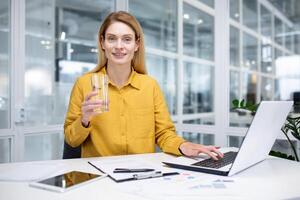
[64,11,223,159]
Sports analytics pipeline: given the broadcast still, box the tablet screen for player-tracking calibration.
[37,171,101,189]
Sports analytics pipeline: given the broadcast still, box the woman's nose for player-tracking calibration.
[115,38,123,48]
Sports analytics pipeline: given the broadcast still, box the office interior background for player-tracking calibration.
[0,0,300,163]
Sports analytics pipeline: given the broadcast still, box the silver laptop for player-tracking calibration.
[163,101,293,176]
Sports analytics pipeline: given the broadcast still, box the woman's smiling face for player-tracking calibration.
[101,21,139,67]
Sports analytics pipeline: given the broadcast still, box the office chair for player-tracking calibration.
[63,141,81,159]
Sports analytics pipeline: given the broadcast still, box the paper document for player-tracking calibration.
[89,158,179,182]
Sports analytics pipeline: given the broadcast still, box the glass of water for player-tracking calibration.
[91,73,109,113]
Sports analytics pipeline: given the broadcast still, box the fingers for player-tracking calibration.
[212,148,224,158]
[82,104,100,113]
[82,91,103,113]
[85,91,98,101]
[205,146,223,158]
[81,92,104,125]
[201,149,219,160]
[82,100,103,108]
[186,144,223,160]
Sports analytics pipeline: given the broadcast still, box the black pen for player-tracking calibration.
[162,172,180,177]
[113,168,155,173]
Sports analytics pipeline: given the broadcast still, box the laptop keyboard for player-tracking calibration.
[191,151,238,169]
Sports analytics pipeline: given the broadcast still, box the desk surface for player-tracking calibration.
[0,152,299,200]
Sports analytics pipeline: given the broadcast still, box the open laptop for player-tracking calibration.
[163,101,293,176]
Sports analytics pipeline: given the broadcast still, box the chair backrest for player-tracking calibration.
[63,141,81,159]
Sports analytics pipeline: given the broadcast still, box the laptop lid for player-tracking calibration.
[228,101,293,176]
[163,101,293,176]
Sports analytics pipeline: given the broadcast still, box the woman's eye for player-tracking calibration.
[123,37,132,43]
[107,37,116,42]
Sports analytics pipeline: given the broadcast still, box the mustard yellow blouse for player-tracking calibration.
[64,67,185,157]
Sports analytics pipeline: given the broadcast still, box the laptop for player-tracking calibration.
[163,101,293,176]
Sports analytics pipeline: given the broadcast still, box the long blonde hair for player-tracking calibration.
[91,11,146,74]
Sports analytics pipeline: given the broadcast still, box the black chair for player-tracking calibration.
[63,141,81,159]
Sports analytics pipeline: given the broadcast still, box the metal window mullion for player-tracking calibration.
[23,124,63,134]
[184,0,215,15]
[214,0,229,147]
[24,130,62,137]
[181,112,215,119]
[146,48,178,60]
[175,123,216,135]
[11,0,26,162]
[282,21,286,51]
[257,2,262,103]
[182,55,215,66]
[177,0,184,127]
[0,135,14,162]
[115,0,128,11]
[239,0,243,102]
[259,0,293,26]
[224,127,247,137]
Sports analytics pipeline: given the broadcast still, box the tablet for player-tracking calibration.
[29,171,106,192]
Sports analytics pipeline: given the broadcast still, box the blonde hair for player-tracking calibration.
[91,11,146,74]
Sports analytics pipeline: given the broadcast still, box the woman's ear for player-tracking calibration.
[134,38,140,52]
[100,35,105,50]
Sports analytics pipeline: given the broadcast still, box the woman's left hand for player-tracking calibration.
[179,142,224,160]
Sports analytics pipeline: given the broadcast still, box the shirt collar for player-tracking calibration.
[100,67,141,90]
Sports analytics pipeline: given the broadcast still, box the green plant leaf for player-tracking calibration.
[291,131,300,140]
[269,150,295,161]
[285,124,297,133]
[286,118,295,125]
[281,127,288,134]
[240,99,245,108]
[245,102,252,108]
[232,99,239,108]
[285,124,295,129]
[248,104,257,112]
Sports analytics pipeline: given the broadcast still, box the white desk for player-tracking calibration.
[0,153,299,200]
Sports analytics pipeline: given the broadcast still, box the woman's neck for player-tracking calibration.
[106,63,132,88]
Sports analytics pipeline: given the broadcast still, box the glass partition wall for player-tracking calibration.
[229,0,300,156]
[22,0,113,161]
[0,0,11,162]
[1,0,299,162]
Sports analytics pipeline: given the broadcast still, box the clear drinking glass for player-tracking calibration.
[91,73,109,113]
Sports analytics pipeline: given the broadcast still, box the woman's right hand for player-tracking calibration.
[81,91,103,127]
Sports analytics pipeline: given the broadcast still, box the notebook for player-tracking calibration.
[163,101,293,176]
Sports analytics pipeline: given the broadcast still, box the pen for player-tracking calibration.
[162,172,180,177]
[113,168,155,173]
[88,161,106,174]
[132,171,180,180]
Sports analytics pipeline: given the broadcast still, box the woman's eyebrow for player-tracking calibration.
[122,34,134,37]
[105,33,134,37]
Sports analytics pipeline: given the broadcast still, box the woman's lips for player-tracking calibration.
[112,52,126,58]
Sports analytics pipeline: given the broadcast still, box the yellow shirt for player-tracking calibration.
[64,67,186,157]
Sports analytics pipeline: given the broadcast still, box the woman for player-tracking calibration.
[64,11,223,160]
